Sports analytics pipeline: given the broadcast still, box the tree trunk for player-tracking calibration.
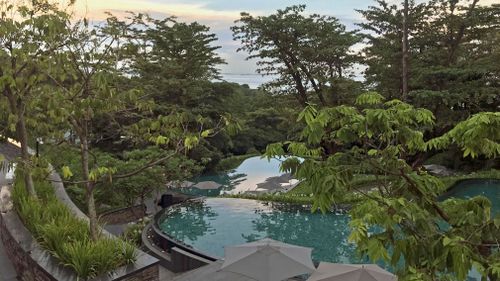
[80,134,99,240]
[402,0,409,100]
[16,112,37,197]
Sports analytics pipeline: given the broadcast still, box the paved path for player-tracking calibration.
[0,142,18,281]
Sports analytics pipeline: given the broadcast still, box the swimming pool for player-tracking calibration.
[158,179,499,279]
[158,198,363,262]
[171,156,297,196]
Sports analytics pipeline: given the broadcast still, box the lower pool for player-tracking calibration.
[158,179,499,279]
[159,198,365,263]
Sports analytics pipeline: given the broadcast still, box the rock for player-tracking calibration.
[423,164,454,176]
[0,185,13,213]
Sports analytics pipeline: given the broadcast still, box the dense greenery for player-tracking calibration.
[233,5,363,107]
[359,0,500,131]
[11,170,136,279]
[266,93,500,280]
[1,0,499,280]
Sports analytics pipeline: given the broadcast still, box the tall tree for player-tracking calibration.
[357,0,431,99]
[107,13,225,107]
[409,1,500,130]
[0,0,70,196]
[359,0,500,130]
[232,5,362,107]
[42,17,137,239]
[402,0,409,99]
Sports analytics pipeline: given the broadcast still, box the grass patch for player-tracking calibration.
[228,169,499,205]
[214,153,259,172]
[11,171,136,279]
[288,174,391,196]
[222,193,314,204]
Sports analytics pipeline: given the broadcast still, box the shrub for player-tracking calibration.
[11,170,137,279]
[123,217,151,246]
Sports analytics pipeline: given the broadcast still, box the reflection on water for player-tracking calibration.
[173,156,293,196]
[159,198,365,262]
[160,200,218,242]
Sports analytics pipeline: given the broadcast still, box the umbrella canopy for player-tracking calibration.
[193,181,222,190]
[220,238,315,281]
[307,263,396,281]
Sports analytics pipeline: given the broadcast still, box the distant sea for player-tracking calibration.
[219,73,274,89]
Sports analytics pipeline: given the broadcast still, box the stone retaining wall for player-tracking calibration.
[0,208,160,281]
[0,162,160,280]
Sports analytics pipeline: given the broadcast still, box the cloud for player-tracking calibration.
[72,0,247,22]
[75,0,270,24]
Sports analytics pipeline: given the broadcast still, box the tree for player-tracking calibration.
[42,13,233,240]
[357,0,431,99]
[408,1,500,130]
[266,92,500,280]
[358,0,500,130]
[402,0,409,98]
[0,0,70,196]
[232,5,362,107]
[106,13,225,107]
[41,17,140,239]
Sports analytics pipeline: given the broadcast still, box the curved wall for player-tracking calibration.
[0,144,160,280]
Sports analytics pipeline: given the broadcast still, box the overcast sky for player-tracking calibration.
[73,0,494,87]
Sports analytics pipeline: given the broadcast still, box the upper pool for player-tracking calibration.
[441,179,500,215]
[173,156,297,196]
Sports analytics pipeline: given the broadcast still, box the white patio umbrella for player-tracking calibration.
[220,238,316,281]
[307,263,396,281]
[192,181,222,190]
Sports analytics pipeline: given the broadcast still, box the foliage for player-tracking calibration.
[43,144,202,211]
[265,92,500,280]
[233,5,363,106]
[11,170,136,279]
[0,0,74,196]
[221,192,314,205]
[123,217,152,246]
[358,0,500,130]
[214,153,260,172]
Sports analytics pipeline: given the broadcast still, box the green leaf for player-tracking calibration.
[442,236,452,246]
[201,129,212,138]
[62,166,73,179]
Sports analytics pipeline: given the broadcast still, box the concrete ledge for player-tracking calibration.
[141,199,218,273]
[47,170,160,280]
[171,247,212,273]
[0,210,73,281]
[0,167,159,280]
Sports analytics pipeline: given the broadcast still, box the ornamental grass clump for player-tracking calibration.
[11,171,137,279]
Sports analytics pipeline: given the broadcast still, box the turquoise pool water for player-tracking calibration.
[159,179,499,279]
[159,198,364,262]
[173,156,294,196]
[441,179,500,215]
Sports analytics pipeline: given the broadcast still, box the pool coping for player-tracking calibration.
[152,197,221,261]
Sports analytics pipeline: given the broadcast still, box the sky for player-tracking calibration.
[73,0,495,87]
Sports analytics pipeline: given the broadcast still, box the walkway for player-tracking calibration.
[0,141,19,281]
